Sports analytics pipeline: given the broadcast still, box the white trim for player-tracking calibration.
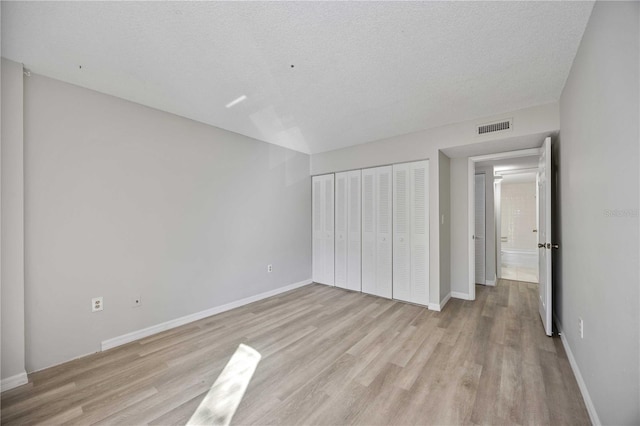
[555,316,601,426]
[451,291,474,300]
[427,302,441,311]
[485,278,496,286]
[468,158,476,300]
[1,371,28,392]
[434,292,452,311]
[102,279,313,351]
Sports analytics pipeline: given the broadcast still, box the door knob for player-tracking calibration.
[538,243,545,248]
[550,243,559,249]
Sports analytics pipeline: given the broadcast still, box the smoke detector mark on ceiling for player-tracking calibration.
[477,119,513,136]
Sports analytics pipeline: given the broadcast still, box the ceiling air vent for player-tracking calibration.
[477,119,513,136]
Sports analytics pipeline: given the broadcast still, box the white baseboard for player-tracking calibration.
[102,279,313,351]
[555,317,601,426]
[451,291,473,300]
[429,292,451,312]
[1,371,28,392]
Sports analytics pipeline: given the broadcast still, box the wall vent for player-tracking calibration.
[477,119,513,136]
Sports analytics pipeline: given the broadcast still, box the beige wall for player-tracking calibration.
[23,73,311,372]
[1,58,27,384]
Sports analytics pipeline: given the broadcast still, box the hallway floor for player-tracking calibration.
[502,264,539,283]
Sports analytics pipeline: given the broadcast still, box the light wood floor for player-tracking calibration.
[1,280,590,425]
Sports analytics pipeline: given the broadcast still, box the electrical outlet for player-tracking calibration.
[133,296,142,308]
[92,297,103,312]
[267,264,273,273]
[578,317,584,339]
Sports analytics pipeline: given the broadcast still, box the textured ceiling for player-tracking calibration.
[2,1,593,154]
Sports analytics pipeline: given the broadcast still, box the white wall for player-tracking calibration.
[556,2,639,424]
[23,73,311,372]
[311,103,560,302]
[1,58,27,383]
[450,158,469,295]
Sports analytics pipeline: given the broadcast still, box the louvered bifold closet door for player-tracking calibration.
[393,160,429,305]
[410,161,429,306]
[323,174,335,285]
[375,166,393,299]
[361,168,377,295]
[312,176,324,283]
[312,174,334,286]
[334,172,348,289]
[393,163,412,302]
[346,170,362,291]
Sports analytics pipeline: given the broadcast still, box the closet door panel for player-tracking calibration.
[393,163,411,302]
[361,168,376,295]
[410,161,429,306]
[323,174,335,285]
[347,170,362,291]
[334,172,348,289]
[312,177,324,283]
[376,166,393,299]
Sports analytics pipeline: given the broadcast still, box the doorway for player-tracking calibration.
[467,147,540,300]
[468,138,555,336]
[498,171,538,283]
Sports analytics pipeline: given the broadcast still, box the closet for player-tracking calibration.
[311,160,430,306]
[392,161,429,306]
[335,170,362,291]
[312,174,335,285]
[361,166,393,299]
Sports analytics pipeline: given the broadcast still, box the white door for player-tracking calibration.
[312,177,323,283]
[376,166,393,299]
[346,170,362,291]
[393,163,411,301]
[537,137,553,336]
[361,168,376,295]
[393,160,429,305]
[312,174,334,286]
[323,174,335,286]
[362,166,392,299]
[409,161,429,306]
[475,174,486,285]
[335,172,348,288]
